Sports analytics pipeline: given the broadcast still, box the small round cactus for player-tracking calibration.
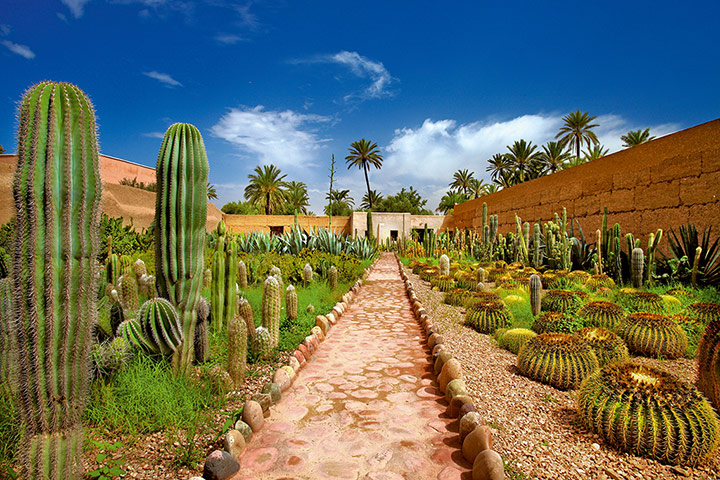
[138,297,183,355]
[585,274,615,291]
[617,312,687,359]
[576,301,626,330]
[497,328,536,354]
[619,291,664,314]
[541,290,586,314]
[686,302,720,325]
[430,275,455,292]
[577,327,629,367]
[532,312,580,334]
[465,301,512,334]
[518,333,599,390]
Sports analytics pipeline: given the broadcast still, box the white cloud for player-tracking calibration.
[215,33,244,45]
[142,71,182,87]
[61,0,92,18]
[142,131,166,139]
[2,40,35,59]
[211,105,331,169]
[0,25,10,36]
[593,114,679,153]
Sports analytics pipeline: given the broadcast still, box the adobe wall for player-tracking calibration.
[451,118,720,249]
[223,214,351,235]
[349,212,449,241]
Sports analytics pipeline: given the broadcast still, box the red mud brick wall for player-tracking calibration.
[450,118,720,250]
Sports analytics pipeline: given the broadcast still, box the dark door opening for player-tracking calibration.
[390,230,399,240]
[270,226,284,236]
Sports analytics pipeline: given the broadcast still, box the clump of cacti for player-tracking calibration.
[155,123,208,376]
[617,312,687,359]
[444,288,472,307]
[541,290,586,314]
[194,296,210,363]
[138,297,184,355]
[576,301,626,330]
[532,312,580,334]
[252,326,272,360]
[11,81,102,479]
[497,328,536,354]
[262,276,281,348]
[619,291,664,313]
[529,274,541,317]
[465,301,512,334]
[517,333,599,390]
[303,263,313,286]
[237,260,248,289]
[686,302,720,325]
[286,285,298,320]
[577,362,719,465]
[227,315,248,389]
[577,327,629,367]
[697,318,720,412]
[430,274,455,292]
[585,274,615,291]
[328,265,338,290]
[439,254,450,276]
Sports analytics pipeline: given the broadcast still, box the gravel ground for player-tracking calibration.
[405,265,720,480]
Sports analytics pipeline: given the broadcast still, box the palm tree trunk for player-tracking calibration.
[266,192,271,215]
[364,165,372,209]
[576,137,580,161]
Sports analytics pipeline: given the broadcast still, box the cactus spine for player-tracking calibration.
[303,263,313,286]
[439,254,450,276]
[237,260,248,289]
[631,247,644,288]
[138,298,183,355]
[286,285,298,320]
[211,222,227,331]
[118,273,139,314]
[529,274,541,317]
[12,82,102,479]
[155,123,208,377]
[262,276,281,348]
[194,296,210,363]
[328,265,338,290]
[238,297,255,337]
[227,315,248,389]
[252,326,272,360]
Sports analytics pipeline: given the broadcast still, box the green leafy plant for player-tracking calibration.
[663,225,720,286]
[86,440,126,479]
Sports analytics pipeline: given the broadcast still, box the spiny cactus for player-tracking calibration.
[585,274,615,291]
[227,315,248,389]
[464,291,501,309]
[697,318,720,412]
[577,327,629,367]
[194,296,210,363]
[666,287,695,300]
[109,299,125,335]
[686,302,720,325]
[204,268,212,288]
[237,260,248,289]
[91,337,132,376]
[155,123,208,376]
[444,288,472,307]
[0,247,8,278]
[252,326,272,360]
[631,247,644,288]
[439,254,450,276]
[262,276,281,348]
[12,81,102,479]
[619,291,665,314]
[617,312,687,359]
[138,273,155,298]
[567,270,591,285]
[541,290,586,314]
[303,263,313,286]
[118,273,139,314]
[223,237,238,327]
[238,297,255,337]
[286,285,298,320]
[532,312,580,334]
[117,318,154,352]
[576,301,626,330]
[119,255,133,276]
[497,328,536,354]
[430,274,455,292]
[529,274,541,317]
[0,278,15,394]
[133,258,147,279]
[211,223,227,331]
[420,267,439,282]
[138,298,183,355]
[465,301,512,334]
[475,267,487,283]
[577,362,719,465]
[328,265,338,290]
[517,333,599,390]
[106,252,120,286]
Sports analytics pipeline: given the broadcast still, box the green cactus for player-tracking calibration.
[224,237,238,326]
[577,327,629,367]
[106,252,120,286]
[444,288,472,307]
[262,276,281,348]
[0,247,8,278]
[619,291,664,313]
[11,81,102,479]
[91,337,132,376]
[194,296,210,363]
[464,291,501,309]
[0,278,15,395]
[686,302,720,325]
[138,298,183,356]
[617,312,687,359]
[119,255,133,276]
[211,223,227,331]
[497,328,536,354]
[585,274,615,291]
[576,301,626,330]
[204,268,212,289]
[155,123,208,376]
[697,318,720,413]
[577,362,719,465]
[328,265,338,290]
[465,301,512,334]
[439,254,450,276]
[645,229,662,283]
[529,274,541,317]
[430,274,455,292]
[118,273,139,315]
[109,299,125,335]
[286,285,298,320]
[117,318,154,352]
[303,263,313,286]
[252,326,272,360]
[532,312,581,334]
[541,290,586,314]
[238,297,255,336]
[631,247,644,288]
[517,333,599,390]
[133,258,147,279]
[238,260,248,289]
[227,314,248,389]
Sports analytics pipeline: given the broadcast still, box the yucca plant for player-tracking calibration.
[576,301,626,330]
[664,224,720,286]
[577,362,719,465]
[465,301,512,334]
[576,327,628,366]
[517,333,599,390]
[617,312,687,359]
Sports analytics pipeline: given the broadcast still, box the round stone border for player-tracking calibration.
[394,254,505,480]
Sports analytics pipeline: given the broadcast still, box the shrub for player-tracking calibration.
[517,333,599,390]
[616,313,687,359]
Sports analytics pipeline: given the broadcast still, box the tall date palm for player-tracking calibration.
[505,139,541,183]
[244,164,287,215]
[345,139,383,209]
[539,141,572,174]
[621,128,655,148]
[556,110,599,160]
[449,169,475,196]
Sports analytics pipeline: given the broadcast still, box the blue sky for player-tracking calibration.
[1,0,719,214]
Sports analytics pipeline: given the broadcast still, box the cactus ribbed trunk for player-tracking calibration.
[328,265,338,290]
[155,123,208,377]
[238,260,248,289]
[286,285,298,320]
[227,315,248,389]
[262,276,281,348]
[529,274,542,317]
[211,229,226,331]
[223,238,238,326]
[12,82,102,479]
[631,248,644,288]
[238,297,255,337]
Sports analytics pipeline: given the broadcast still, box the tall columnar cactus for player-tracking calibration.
[203,268,212,289]
[194,296,210,363]
[631,247,644,288]
[227,315,248,389]
[155,123,208,377]
[138,298,183,355]
[286,285,298,320]
[262,276,281,348]
[303,263,313,286]
[529,274,541,317]
[133,258,147,279]
[0,278,15,394]
[11,81,102,479]
[692,246,702,288]
[238,297,255,337]
[106,251,120,286]
[118,273,139,314]
[328,265,338,290]
[698,318,720,412]
[595,229,603,274]
[211,223,227,331]
[223,237,238,327]
[532,223,541,268]
[439,254,450,276]
[237,260,248,289]
[646,229,662,283]
[119,255,133,276]
[252,326,272,360]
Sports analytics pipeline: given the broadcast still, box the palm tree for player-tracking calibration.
[468,178,487,199]
[583,144,609,162]
[486,153,511,183]
[207,183,218,200]
[484,184,500,194]
[345,139,383,209]
[449,169,475,196]
[244,164,287,215]
[0,145,5,154]
[621,128,655,148]
[539,141,572,174]
[284,180,310,214]
[556,110,600,160]
[505,139,541,183]
[360,189,383,210]
[437,190,468,214]
[324,189,354,216]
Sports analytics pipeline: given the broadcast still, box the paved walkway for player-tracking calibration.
[233,253,471,480]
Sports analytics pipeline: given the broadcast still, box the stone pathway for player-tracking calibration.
[233,253,471,480]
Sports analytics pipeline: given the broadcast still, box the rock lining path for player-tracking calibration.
[233,253,471,479]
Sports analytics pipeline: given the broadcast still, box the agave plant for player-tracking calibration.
[663,225,720,285]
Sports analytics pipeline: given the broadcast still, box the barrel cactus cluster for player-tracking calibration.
[517,333,599,390]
